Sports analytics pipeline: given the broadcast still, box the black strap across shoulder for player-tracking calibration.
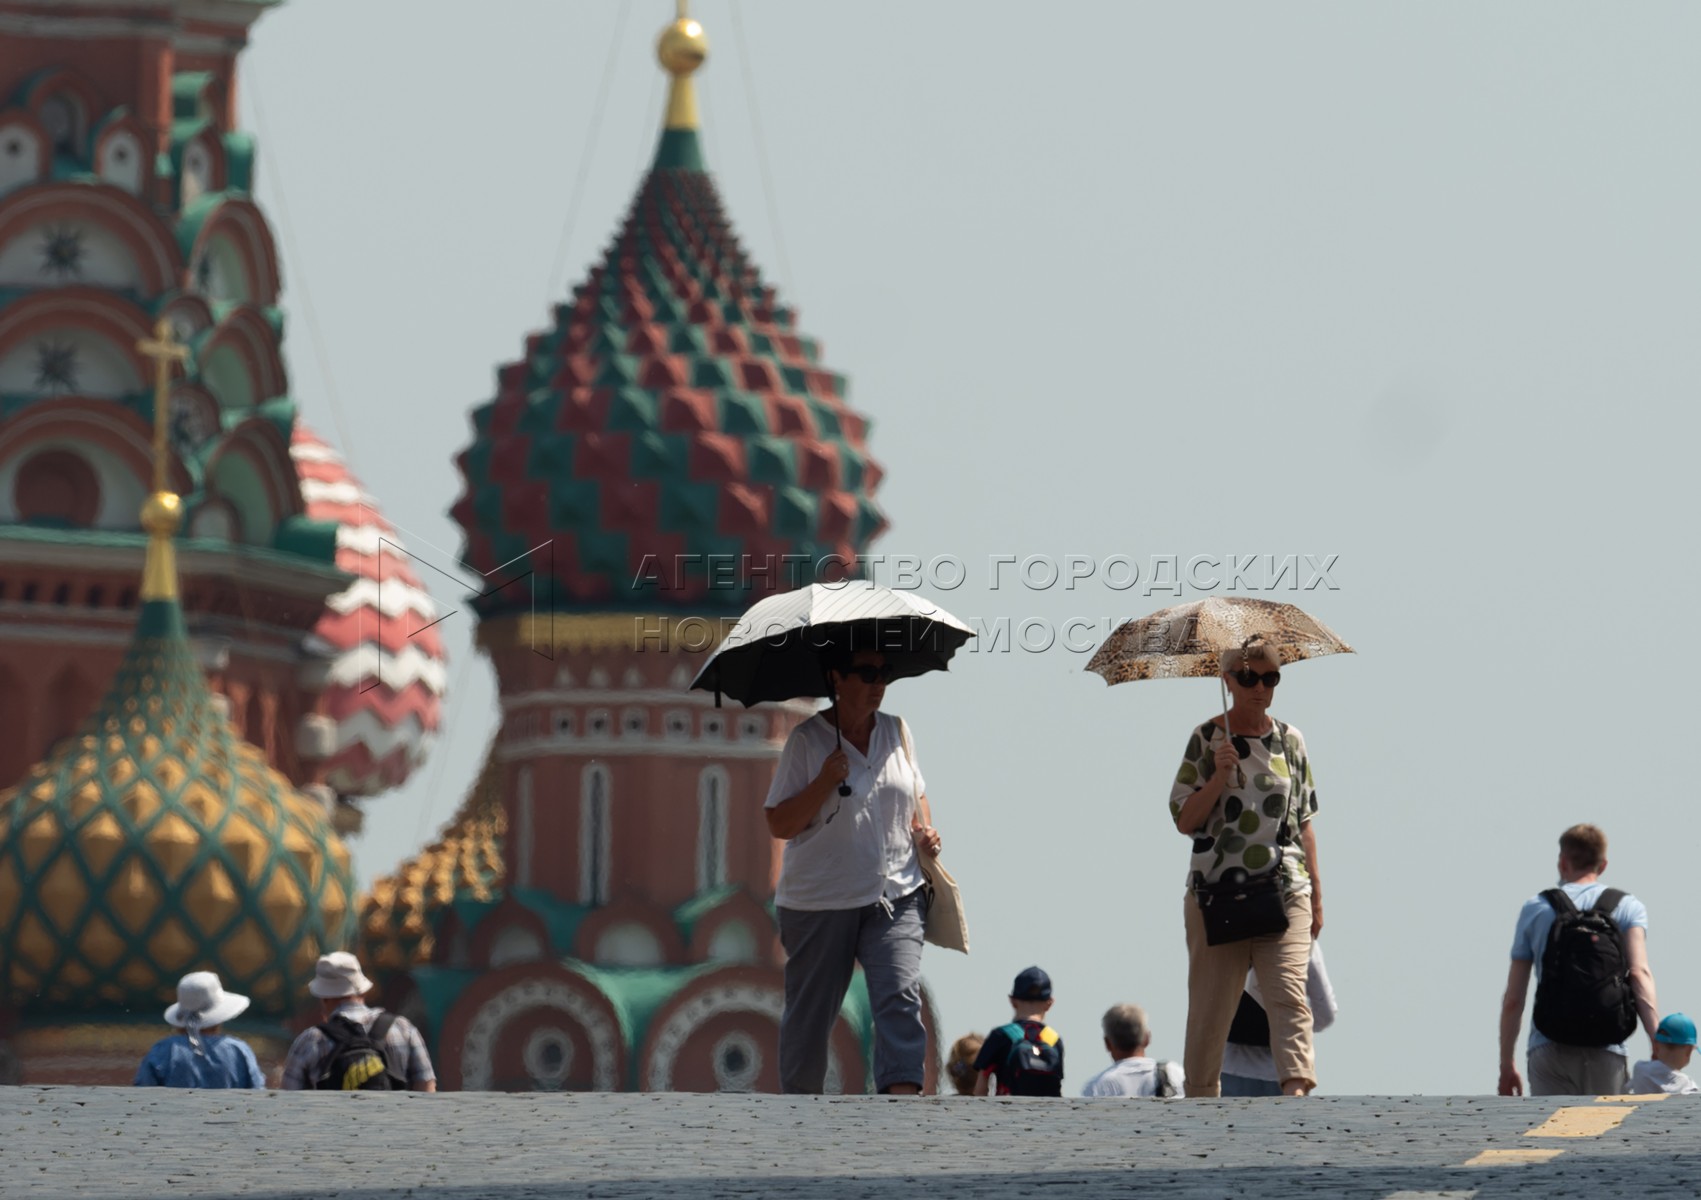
[1591,888,1625,915]
[1273,720,1296,850]
[1541,887,1576,916]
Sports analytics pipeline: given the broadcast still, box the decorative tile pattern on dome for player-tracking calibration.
[0,600,358,1019]
[451,147,887,614]
[360,741,505,974]
[291,425,447,797]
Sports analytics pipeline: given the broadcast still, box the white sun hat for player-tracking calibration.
[308,951,374,999]
[163,971,251,1028]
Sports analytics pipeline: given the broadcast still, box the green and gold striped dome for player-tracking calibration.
[0,598,357,1020]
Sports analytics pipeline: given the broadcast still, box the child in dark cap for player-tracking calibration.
[972,966,1065,1096]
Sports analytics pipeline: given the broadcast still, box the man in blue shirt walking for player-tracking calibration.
[135,972,266,1089]
[1498,824,1658,1097]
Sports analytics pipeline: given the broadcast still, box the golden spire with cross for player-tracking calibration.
[657,0,708,131]
[135,316,189,601]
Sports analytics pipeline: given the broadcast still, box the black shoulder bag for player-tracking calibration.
[1193,720,1297,947]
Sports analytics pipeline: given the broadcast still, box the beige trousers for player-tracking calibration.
[1183,889,1315,1097]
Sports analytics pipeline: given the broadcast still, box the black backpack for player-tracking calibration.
[998,1021,1063,1096]
[1531,888,1638,1048]
[313,1012,402,1091]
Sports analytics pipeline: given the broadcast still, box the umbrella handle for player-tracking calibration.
[827,675,852,798]
[1219,675,1245,791]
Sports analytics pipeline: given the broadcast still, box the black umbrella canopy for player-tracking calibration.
[689,583,976,707]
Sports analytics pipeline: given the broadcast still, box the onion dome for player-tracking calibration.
[290,425,448,797]
[360,743,505,973]
[0,333,357,1020]
[451,11,887,615]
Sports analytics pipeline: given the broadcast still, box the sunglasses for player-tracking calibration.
[1233,669,1282,688]
[841,664,894,684]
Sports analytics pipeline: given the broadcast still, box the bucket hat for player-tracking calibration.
[308,951,374,999]
[163,972,250,1028]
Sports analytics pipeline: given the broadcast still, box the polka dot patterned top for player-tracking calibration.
[1168,719,1317,896]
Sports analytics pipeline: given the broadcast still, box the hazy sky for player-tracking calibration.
[239,0,1701,1096]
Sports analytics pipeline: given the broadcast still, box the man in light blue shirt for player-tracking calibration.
[1498,824,1657,1097]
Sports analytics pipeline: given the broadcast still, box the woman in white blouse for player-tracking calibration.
[765,646,943,1094]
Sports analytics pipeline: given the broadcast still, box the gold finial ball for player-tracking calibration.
[140,491,183,537]
[657,17,708,77]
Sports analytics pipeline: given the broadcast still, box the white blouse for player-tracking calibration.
[764,711,927,911]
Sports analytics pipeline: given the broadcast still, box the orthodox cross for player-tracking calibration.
[136,318,189,494]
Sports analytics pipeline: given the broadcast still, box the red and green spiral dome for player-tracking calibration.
[451,123,888,616]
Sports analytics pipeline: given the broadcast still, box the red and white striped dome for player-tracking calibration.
[291,425,448,797]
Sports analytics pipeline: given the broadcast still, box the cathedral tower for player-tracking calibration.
[363,5,936,1093]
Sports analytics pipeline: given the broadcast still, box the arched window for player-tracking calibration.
[515,765,534,890]
[97,130,144,194]
[181,138,213,207]
[697,765,729,891]
[37,94,84,158]
[580,764,611,905]
[44,665,88,756]
[0,123,44,194]
[14,449,99,528]
[245,690,269,759]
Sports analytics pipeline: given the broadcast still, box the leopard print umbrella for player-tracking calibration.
[1086,597,1354,684]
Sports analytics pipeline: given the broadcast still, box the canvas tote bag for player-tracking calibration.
[897,717,969,954]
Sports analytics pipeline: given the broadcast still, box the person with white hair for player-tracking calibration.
[1169,634,1324,1097]
[1081,1004,1185,1097]
[134,972,265,1088]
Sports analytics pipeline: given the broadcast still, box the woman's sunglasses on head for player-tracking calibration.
[1234,669,1281,688]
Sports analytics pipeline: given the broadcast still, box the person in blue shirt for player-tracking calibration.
[1498,824,1658,1097]
[135,972,266,1089]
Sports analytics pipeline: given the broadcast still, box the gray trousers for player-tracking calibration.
[778,888,928,1094]
[1528,1042,1629,1096]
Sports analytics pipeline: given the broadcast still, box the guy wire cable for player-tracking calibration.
[730,0,795,294]
[545,1,634,307]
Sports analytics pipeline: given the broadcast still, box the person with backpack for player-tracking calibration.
[1080,1003,1184,1098]
[1498,824,1658,1096]
[134,972,266,1088]
[280,952,436,1092]
[971,967,1065,1096]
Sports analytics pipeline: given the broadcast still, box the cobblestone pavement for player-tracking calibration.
[2,1088,1696,1198]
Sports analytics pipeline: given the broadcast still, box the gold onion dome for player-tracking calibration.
[0,597,358,1018]
[0,318,356,1020]
[360,744,505,974]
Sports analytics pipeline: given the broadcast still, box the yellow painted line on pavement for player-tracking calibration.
[1463,1148,1564,1167]
[1596,1093,1666,1103]
[1524,1105,1633,1138]
[1461,1093,1654,1169]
